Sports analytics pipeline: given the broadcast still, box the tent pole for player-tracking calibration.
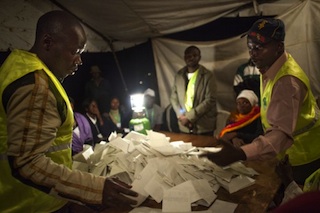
[108,41,129,95]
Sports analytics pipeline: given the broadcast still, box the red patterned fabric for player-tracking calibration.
[219,106,260,137]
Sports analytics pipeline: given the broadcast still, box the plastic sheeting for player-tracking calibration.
[1,0,300,52]
[152,0,320,111]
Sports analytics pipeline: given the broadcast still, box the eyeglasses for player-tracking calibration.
[247,40,277,52]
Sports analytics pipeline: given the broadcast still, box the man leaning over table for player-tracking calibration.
[202,18,320,186]
[0,10,137,212]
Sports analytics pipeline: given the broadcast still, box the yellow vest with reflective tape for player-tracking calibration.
[303,168,320,192]
[260,54,320,166]
[185,69,199,112]
[0,49,73,212]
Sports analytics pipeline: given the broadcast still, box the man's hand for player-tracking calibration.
[275,154,294,188]
[221,132,237,141]
[178,115,190,127]
[231,137,245,148]
[199,139,246,167]
[102,178,138,207]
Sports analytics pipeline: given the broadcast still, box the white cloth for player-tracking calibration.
[237,89,258,106]
[152,1,320,111]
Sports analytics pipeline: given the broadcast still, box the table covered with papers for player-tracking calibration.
[72,131,281,213]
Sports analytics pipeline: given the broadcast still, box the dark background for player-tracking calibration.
[0,16,268,112]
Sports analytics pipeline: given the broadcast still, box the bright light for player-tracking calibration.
[130,93,145,112]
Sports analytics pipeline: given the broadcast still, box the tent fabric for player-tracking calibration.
[152,37,247,111]
[1,0,319,111]
[1,0,300,52]
[54,0,251,40]
[152,0,320,112]
[0,0,110,52]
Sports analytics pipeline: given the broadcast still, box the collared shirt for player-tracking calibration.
[87,113,98,124]
[241,52,307,160]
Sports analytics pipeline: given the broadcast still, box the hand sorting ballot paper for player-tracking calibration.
[198,139,247,167]
[72,131,260,212]
[187,147,222,155]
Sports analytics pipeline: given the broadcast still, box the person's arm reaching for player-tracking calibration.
[6,75,137,207]
[200,139,246,167]
[241,76,306,161]
[103,178,138,207]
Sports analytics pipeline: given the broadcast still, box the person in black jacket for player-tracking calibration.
[102,96,131,136]
[83,97,109,145]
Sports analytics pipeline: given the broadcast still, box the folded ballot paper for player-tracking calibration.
[72,130,259,211]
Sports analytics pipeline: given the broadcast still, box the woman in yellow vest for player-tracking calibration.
[0,10,137,212]
[202,18,320,186]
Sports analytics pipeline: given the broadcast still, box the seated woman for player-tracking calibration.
[83,97,109,145]
[218,89,263,147]
[103,97,131,136]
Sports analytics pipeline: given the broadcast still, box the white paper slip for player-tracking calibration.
[162,189,191,212]
[216,175,255,194]
[124,131,147,142]
[209,199,238,213]
[129,207,162,213]
[229,161,259,176]
[109,137,130,153]
[187,147,222,155]
[144,173,171,203]
[72,146,94,163]
[201,147,223,153]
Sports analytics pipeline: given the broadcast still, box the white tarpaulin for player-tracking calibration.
[1,0,301,52]
[152,0,320,111]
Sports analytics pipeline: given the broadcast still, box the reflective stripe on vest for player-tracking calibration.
[293,107,319,137]
[261,54,320,166]
[0,143,71,160]
[47,143,71,154]
[0,49,72,212]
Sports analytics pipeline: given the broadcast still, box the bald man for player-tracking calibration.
[0,10,137,212]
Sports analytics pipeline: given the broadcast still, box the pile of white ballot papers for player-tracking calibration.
[73,130,259,212]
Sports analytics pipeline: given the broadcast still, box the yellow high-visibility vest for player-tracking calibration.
[260,54,320,166]
[0,49,73,212]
